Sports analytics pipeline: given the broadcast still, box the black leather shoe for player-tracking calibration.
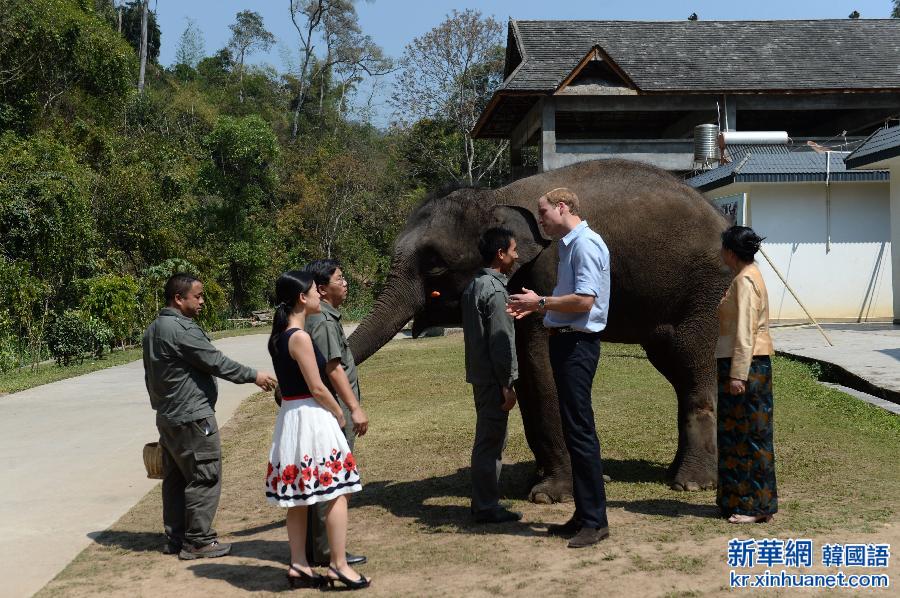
[547,516,582,538]
[473,507,522,524]
[314,552,367,567]
[346,552,367,566]
[567,526,610,548]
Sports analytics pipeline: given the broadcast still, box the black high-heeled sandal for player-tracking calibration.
[326,565,370,590]
[287,563,325,589]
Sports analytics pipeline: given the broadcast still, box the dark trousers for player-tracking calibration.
[306,401,354,563]
[549,331,609,529]
[470,384,510,513]
[157,415,222,548]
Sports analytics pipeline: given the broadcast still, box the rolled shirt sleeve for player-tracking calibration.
[571,239,606,297]
[179,327,257,384]
[729,275,760,381]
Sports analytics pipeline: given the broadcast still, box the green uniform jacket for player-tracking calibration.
[305,301,361,403]
[143,307,257,425]
[461,268,518,387]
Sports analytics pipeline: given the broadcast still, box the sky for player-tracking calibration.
[149,0,896,123]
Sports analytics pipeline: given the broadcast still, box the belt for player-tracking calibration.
[282,393,314,401]
[547,326,578,336]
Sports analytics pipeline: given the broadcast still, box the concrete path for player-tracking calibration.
[771,323,900,412]
[0,334,274,598]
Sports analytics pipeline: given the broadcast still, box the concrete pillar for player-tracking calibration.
[891,162,900,324]
[540,97,557,172]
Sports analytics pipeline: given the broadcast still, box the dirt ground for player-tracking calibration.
[37,337,900,597]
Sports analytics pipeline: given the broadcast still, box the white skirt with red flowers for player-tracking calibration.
[265,397,362,507]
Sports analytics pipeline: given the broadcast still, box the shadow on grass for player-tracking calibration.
[86,529,162,553]
[186,562,292,593]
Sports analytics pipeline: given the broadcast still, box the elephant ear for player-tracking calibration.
[491,205,551,265]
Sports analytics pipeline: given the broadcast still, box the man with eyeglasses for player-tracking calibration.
[303,258,369,567]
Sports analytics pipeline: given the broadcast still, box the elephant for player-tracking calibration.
[348,159,731,502]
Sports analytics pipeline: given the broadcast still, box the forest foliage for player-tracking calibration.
[0,0,510,371]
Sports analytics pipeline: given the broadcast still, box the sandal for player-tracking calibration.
[326,565,370,590]
[728,513,773,524]
[287,563,325,589]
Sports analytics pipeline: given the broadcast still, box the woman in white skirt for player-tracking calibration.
[266,270,368,590]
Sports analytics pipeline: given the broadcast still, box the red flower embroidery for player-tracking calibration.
[270,476,280,490]
[344,453,356,471]
[318,470,333,486]
[301,467,313,482]
[282,464,299,486]
[266,462,273,478]
[328,460,343,474]
[303,454,309,461]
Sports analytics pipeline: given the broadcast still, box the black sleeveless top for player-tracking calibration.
[271,328,330,397]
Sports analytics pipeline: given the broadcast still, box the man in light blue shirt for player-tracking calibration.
[507,187,611,548]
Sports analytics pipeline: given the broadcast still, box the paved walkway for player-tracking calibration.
[771,323,900,413]
[0,334,274,598]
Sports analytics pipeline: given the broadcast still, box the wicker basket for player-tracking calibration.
[143,442,165,479]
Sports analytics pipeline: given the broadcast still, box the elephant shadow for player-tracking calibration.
[351,457,710,531]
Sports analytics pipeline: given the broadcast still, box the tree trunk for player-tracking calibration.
[137,0,149,94]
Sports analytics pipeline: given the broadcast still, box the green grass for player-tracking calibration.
[37,334,900,597]
[0,326,266,396]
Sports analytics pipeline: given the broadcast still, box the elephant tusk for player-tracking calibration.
[429,290,441,298]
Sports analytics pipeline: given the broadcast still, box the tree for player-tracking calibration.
[391,9,507,186]
[228,10,275,103]
[174,17,205,68]
[0,0,135,131]
[287,0,392,138]
[893,1,899,18]
[120,0,160,63]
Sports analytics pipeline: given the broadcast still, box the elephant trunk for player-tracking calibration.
[349,266,423,364]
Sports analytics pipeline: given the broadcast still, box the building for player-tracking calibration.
[845,125,900,323]
[687,148,893,322]
[473,20,900,176]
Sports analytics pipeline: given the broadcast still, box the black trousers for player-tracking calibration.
[157,415,222,548]
[549,331,609,529]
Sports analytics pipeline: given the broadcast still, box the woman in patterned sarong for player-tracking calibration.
[715,226,777,524]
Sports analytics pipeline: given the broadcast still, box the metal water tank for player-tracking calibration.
[693,124,720,164]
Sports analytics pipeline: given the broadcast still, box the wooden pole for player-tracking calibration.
[758,247,834,346]
[138,0,149,94]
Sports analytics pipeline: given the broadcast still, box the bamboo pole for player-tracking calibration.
[758,248,834,346]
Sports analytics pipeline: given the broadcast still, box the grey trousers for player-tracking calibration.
[471,384,510,513]
[157,415,222,548]
[306,401,354,563]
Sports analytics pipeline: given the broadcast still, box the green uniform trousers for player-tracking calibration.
[471,384,510,513]
[157,415,222,548]
[306,401,354,563]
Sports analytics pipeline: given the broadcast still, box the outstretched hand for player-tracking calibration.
[506,287,541,319]
[255,371,278,391]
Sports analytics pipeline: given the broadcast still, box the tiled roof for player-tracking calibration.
[503,19,900,92]
[686,150,889,192]
[844,125,900,169]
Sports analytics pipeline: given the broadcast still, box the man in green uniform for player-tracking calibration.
[461,227,522,524]
[143,273,277,559]
[304,259,369,566]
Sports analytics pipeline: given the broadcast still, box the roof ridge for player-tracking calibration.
[513,18,900,24]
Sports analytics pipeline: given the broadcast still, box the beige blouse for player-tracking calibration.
[715,263,774,381]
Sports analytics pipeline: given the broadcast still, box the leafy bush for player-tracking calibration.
[78,274,140,347]
[46,309,112,366]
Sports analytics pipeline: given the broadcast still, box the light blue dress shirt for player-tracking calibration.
[543,221,611,333]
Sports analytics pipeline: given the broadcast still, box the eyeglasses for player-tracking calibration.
[330,275,347,286]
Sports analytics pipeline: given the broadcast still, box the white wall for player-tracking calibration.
[711,182,893,322]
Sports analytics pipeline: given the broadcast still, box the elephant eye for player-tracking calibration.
[422,252,448,278]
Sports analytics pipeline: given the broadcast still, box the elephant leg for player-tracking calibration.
[641,323,717,491]
[515,316,573,504]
